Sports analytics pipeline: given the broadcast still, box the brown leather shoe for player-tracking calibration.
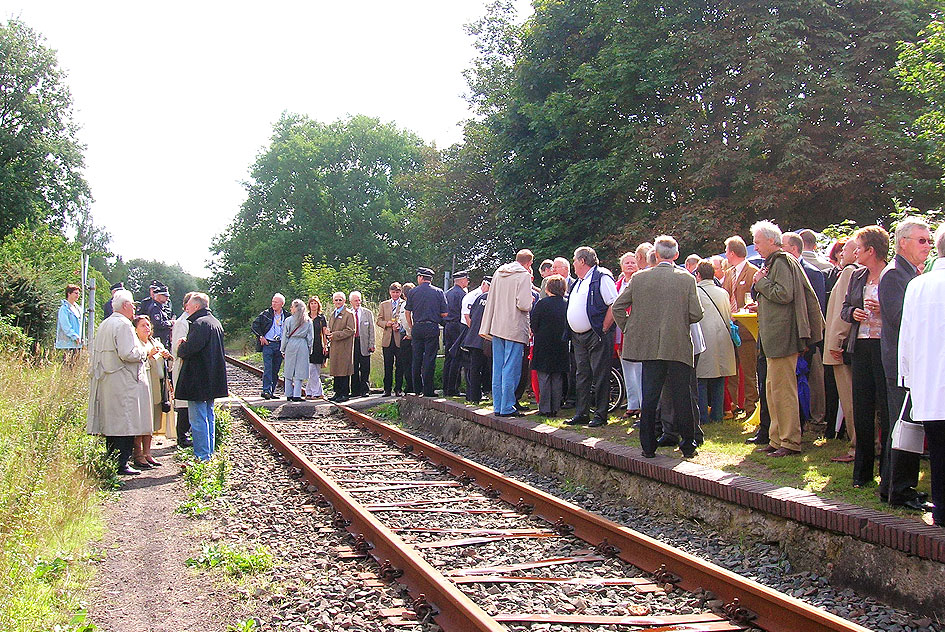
[755,445,777,453]
[768,447,801,457]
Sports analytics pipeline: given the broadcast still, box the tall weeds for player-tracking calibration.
[0,352,107,631]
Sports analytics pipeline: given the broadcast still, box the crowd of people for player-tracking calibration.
[249,218,943,528]
[86,281,227,474]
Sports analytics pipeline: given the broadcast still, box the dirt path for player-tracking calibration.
[86,440,254,632]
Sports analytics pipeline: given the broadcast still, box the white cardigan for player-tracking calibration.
[898,259,945,421]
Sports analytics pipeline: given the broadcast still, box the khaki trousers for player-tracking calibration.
[830,363,855,450]
[735,328,759,411]
[767,354,801,451]
[808,348,826,423]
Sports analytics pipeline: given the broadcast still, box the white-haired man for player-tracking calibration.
[751,221,824,457]
[565,246,618,427]
[87,289,152,475]
[898,224,945,527]
[613,236,703,458]
[881,217,935,511]
[251,293,287,399]
[350,291,375,397]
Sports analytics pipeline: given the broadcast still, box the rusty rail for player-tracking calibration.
[225,354,871,632]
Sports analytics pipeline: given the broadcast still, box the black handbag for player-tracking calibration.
[159,359,172,412]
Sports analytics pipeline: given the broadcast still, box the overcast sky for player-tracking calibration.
[2,0,532,277]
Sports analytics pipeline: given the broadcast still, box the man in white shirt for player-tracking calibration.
[565,246,618,427]
[463,277,490,326]
[898,224,945,527]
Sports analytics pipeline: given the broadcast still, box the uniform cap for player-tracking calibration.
[453,270,469,279]
[153,283,170,296]
[109,282,125,292]
[483,276,493,283]
[416,267,435,278]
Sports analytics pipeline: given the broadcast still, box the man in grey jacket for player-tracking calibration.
[612,236,703,458]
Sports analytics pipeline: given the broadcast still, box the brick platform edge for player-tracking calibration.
[400,395,945,617]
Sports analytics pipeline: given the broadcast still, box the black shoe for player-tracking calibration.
[744,435,768,444]
[642,451,656,459]
[383,391,392,397]
[588,416,607,428]
[394,390,403,397]
[119,464,141,475]
[515,403,530,412]
[890,498,935,512]
[178,437,193,448]
[261,392,272,399]
[565,415,589,426]
[680,441,699,458]
[656,434,679,447]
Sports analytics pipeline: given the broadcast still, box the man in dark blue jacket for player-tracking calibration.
[176,293,227,461]
[251,294,287,398]
[879,218,934,511]
[442,270,469,395]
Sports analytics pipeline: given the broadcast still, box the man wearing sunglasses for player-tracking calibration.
[879,216,934,512]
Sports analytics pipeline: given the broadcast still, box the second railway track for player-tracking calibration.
[224,355,872,632]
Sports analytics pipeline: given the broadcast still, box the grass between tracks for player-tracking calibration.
[0,352,114,632]
[426,393,933,523]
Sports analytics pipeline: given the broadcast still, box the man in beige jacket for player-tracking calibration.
[479,249,534,417]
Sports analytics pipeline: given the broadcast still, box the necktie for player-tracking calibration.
[356,309,360,338]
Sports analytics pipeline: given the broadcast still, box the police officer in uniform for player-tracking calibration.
[442,270,469,395]
[145,282,175,347]
[405,267,448,397]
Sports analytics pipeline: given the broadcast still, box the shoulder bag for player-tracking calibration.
[891,392,926,454]
[700,286,741,347]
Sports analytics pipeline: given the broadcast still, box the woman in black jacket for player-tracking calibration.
[840,225,890,488]
[530,275,570,417]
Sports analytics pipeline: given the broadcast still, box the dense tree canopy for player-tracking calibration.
[210,114,433,331]
[0,19,91,237]
[898,19,945,175]
[436,0,945,266]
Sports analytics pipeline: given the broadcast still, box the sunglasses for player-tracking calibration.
[905,236,933,245]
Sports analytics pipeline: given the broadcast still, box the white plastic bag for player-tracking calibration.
[891,393,926,454]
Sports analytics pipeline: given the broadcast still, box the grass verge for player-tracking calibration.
[186,542,273,577]
[0,352,112,632]
[175,407,232,517]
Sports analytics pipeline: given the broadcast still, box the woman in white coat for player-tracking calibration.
[281,299,314,401]
[694,261,737,426]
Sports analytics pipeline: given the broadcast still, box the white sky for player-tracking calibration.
[2,0,532,277]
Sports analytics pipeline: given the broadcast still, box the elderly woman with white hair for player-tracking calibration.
[281,298,314,402]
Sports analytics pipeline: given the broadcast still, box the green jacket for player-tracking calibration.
[754,250,824,358]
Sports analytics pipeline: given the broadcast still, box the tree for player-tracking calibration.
[210,114,433,331]
[898,19,945,176]
[288,257,379,307]
[119,259,207,308]
[0,19,91,237]
[460,0,945,263]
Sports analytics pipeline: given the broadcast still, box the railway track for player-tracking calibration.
[224,355,871,632]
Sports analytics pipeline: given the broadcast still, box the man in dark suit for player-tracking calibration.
[612,235,704,458]
[784,232,827,427]
[879,217,934,511]
[442,271,469,396]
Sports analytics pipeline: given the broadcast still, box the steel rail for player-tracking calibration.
[236,400,505,632]
[336,403,870,632]
[224,355,870,632]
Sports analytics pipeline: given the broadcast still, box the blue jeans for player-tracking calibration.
[261,341,282,395]
[188,400,216,461]
[492,337,523,415]
[697,377,725,426]
[620,359,643,410]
